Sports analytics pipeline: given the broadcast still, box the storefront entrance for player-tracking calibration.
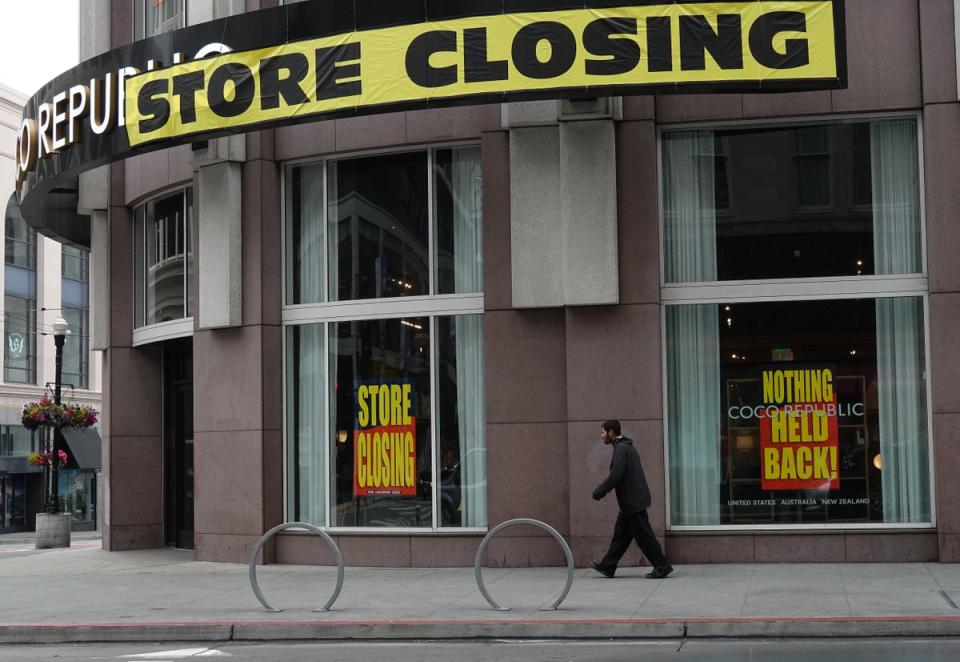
[1,474,26,530]
[163,340,194,549]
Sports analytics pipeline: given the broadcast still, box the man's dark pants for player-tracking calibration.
[596,510,668,572]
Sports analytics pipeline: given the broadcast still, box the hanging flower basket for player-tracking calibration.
[21,396,99,431]
[27,449,68,468]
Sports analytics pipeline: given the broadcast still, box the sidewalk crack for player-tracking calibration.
[926,562,959,610]
[837,565,854,616]
[738,565,756,618]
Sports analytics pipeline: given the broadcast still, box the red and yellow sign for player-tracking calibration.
[353,382,416,497]
[759,367,839,490]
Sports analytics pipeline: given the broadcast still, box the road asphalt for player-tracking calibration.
[3,533,960,644]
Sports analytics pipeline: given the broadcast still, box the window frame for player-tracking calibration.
[131,185,194,346]
[657,112,935,532]
[134,0,187,40]
[658,111,927,290]
[281,143,486,534]
[4,210,38,385]
[61,246,90,390]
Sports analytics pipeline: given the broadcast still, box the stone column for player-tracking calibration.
[192,129,284,563]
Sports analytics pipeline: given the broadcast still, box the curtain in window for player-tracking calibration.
[292,325,326,525]
[871,118,929,522]
[296,165,325,304]
[666,305,721,525]
[662,131,721,525]
[455,314,486,527]
[449,147,486,526]
[452,146,483,293]
[663,131,718,284]
[871,119,921,275]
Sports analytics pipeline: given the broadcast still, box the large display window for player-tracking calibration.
[661,116,931,529]
[666,297,931,527]
[284,146,485,531]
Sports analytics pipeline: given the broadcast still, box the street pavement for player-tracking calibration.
[3,533,960,644]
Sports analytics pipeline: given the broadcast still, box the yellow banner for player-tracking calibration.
[125,2,840,146]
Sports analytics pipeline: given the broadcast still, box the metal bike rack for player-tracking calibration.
[248,522,345,613]
[474,518,575,612]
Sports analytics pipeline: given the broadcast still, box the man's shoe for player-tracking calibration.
[644,565,674,579]
[591,561,615,578]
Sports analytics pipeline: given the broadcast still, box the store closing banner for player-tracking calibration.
[15,0,846,237]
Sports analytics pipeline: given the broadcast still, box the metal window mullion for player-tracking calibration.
[323,320,332,529]
[140,207,146,326]
[429,315,438,531]
[428,149,435,297]
[182,193,187,318]
[322,159,331,529]
[323,160,328,304]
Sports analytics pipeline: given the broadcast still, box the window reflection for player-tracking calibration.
[328,153,429,301]
[134,189,192,328]
[663,118,921,282]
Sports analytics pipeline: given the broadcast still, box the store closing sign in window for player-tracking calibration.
[353,382,417,497]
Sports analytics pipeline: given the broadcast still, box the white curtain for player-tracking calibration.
[451,146,483,294]
[666,305,722,525]
[296,165,324,304]
[871,119,921,275]
[662,130,721,525]
[663,131,718,284]
[450,146,486,526]
[455,315,486,527]
[294,324,326,526]
[871,118,929,522]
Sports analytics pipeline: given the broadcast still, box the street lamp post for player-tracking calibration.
[45,315,69,514]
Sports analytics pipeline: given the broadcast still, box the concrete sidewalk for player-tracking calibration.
[2,543,960,643]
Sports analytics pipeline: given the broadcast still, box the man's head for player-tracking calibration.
[600,419,621,445]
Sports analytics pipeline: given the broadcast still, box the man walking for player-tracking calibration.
[591,420,673,579]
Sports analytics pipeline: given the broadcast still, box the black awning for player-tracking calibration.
[62,429,102,470]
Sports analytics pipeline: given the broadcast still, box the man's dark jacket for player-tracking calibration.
[593,437,652,513]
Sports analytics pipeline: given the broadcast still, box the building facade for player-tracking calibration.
[1,82,102,533]
[57,0,960,565]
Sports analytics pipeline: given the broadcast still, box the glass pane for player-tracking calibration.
[4,294,36,384]
[59,470,95,525]
[287,324,327,525]
[61,307,88,390]
[144,191,187,325]
[435,147,483,295]
[328,153,429,301]
[437,315,486,527]
[144,0,185,38]
[4,206,36,271]
[796,156,830,208]
[61,245,89,282]
[329,317,432,527]
[662,118,922,282]
[667,297,931,526]
[286,165,326,305]
[0,425,37,458]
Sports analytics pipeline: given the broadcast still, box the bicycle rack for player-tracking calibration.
[248,522,345,612]
[473,518,575,611]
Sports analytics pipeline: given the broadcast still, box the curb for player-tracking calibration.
[4,616,960,644]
